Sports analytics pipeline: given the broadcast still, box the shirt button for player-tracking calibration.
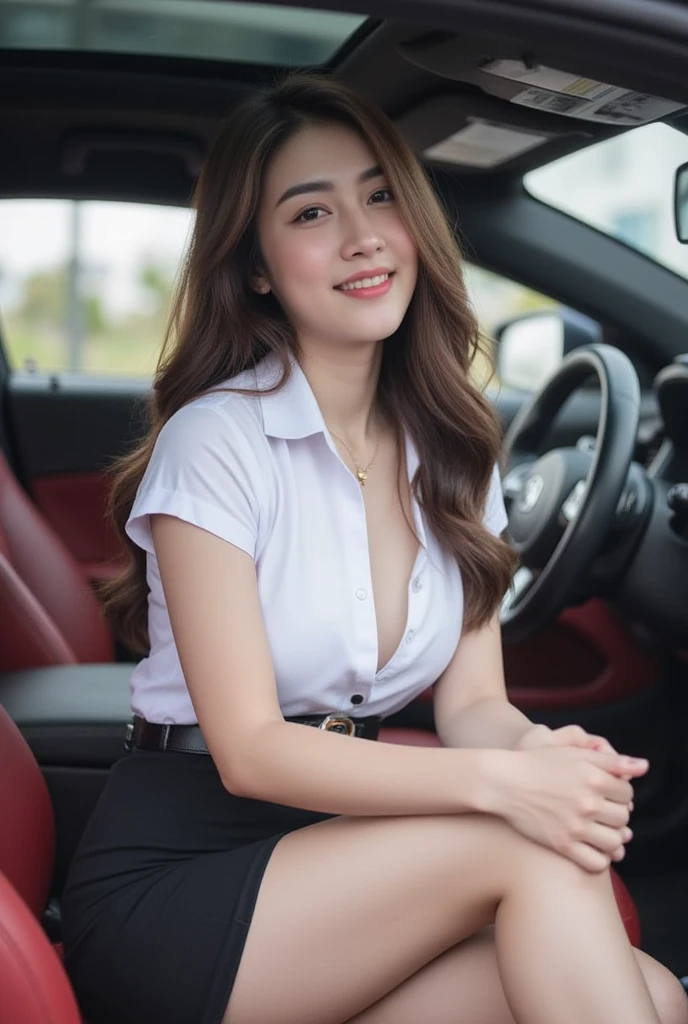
[355,588,368,601]
[351,694,364,705]
[412,576,423,593]
[405,629,416,644]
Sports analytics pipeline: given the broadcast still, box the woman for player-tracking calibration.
[61,73,687,1024]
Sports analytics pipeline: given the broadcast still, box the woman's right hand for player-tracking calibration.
[488,746,649,873]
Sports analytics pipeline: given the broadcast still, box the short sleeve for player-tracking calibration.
[483,463,509,537]
[126,402,261,558]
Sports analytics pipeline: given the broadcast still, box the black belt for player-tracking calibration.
[126,712,381,755]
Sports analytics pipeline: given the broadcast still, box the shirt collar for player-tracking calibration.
[256,350,328,440]
[255,349,421,480]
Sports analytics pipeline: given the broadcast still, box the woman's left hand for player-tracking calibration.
[516,724,634,810]
[516,723,617,756]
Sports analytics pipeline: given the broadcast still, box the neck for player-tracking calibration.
[297,342,383,447]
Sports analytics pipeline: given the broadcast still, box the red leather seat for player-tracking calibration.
[0,451,113,672]
[0,703,81,1022]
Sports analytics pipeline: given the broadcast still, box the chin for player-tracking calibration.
[345,308,409,344]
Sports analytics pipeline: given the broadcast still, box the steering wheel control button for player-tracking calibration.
[517,474,544,513]
[355,588,367,601]
[561,479,587,524]
[616,488,638,518]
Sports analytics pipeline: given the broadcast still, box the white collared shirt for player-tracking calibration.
[126,353,508,724]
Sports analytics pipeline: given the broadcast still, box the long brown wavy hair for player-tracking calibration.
[102,72,516,655]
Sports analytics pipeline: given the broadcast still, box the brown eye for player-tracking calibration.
[294,206,327,223]
[369,188,393,203]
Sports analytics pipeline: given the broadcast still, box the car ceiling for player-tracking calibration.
[4,0,688,368]
[4,0,688,207]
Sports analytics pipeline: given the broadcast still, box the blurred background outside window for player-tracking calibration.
[0,199,552,383]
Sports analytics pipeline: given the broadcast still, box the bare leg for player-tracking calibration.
[223,813,665,1024]
[349,929,688,1024]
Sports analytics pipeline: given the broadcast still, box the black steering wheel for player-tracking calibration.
[499,344,641,645]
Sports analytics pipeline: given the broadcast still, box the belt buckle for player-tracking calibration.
[123,720,134,753]
[319,714,356,737]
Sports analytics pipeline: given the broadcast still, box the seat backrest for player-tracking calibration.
[0,871,81,1024]
[0,450,113,669]
[0,704,54,916]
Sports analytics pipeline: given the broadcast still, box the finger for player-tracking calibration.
[591,752,649,778]
[552,725,587,742]
[553,726,618,756]
[595,800,631,828]
[566,842,611,874]
[595,773,634,805]
[580,822,632,856]
[612,845,627,863]
[586,735,617,755]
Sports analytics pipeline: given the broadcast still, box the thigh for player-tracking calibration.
[349,933,687,1024]
[223,812,549,1024]
[349,928,515,1024]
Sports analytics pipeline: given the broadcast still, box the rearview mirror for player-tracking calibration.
[496,309,602,392]
[674,161,688,243]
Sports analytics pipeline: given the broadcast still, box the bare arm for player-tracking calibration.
[150,514,648,873]
[433,614,535,751]
[151,513,501,817]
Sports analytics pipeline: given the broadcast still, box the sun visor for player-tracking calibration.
[399,36,685,128]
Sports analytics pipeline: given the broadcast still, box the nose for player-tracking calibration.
[340,205,385,261]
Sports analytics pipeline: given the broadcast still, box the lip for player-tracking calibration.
[336,267,394,287]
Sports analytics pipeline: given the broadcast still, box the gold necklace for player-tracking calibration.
[329,428,381,486]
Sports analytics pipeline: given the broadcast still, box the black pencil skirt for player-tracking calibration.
[61,747,334,1024]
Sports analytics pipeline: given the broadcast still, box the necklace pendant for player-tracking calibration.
[356,468,368,486]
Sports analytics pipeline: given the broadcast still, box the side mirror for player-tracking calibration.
[496,309,602,392]
[674,161,688,243]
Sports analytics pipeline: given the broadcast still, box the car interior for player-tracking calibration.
[2,0,688,1020]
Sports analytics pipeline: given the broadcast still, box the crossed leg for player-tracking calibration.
[224,812,687,1024]
[349,929,687,1024]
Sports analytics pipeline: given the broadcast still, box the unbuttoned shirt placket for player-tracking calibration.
[336,435,429,711]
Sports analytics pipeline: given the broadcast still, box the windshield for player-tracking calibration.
[525,122,688,280]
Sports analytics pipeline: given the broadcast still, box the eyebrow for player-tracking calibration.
[276,164,384,207]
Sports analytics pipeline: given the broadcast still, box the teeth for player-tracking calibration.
[339,273,389,291]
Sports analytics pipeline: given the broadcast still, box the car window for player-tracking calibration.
[0,199,193,377]
[525,122,688,281]
[463,264,557,388]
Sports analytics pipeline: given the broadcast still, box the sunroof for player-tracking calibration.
[0,1,367,66]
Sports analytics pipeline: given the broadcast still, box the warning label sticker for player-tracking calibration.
[480,60,684,125]
[481,59,616,101]
[512,86,683,125]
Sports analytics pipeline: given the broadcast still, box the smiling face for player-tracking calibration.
[254,121,418,352]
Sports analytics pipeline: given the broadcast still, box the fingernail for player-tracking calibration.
[623,757,648,768]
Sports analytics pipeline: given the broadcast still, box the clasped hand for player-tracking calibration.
[499,723,648,873]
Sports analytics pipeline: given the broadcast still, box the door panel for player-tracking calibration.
[503,598,658,709]
[7,373,149,580]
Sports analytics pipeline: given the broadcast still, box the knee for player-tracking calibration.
[640,953,688,1024]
